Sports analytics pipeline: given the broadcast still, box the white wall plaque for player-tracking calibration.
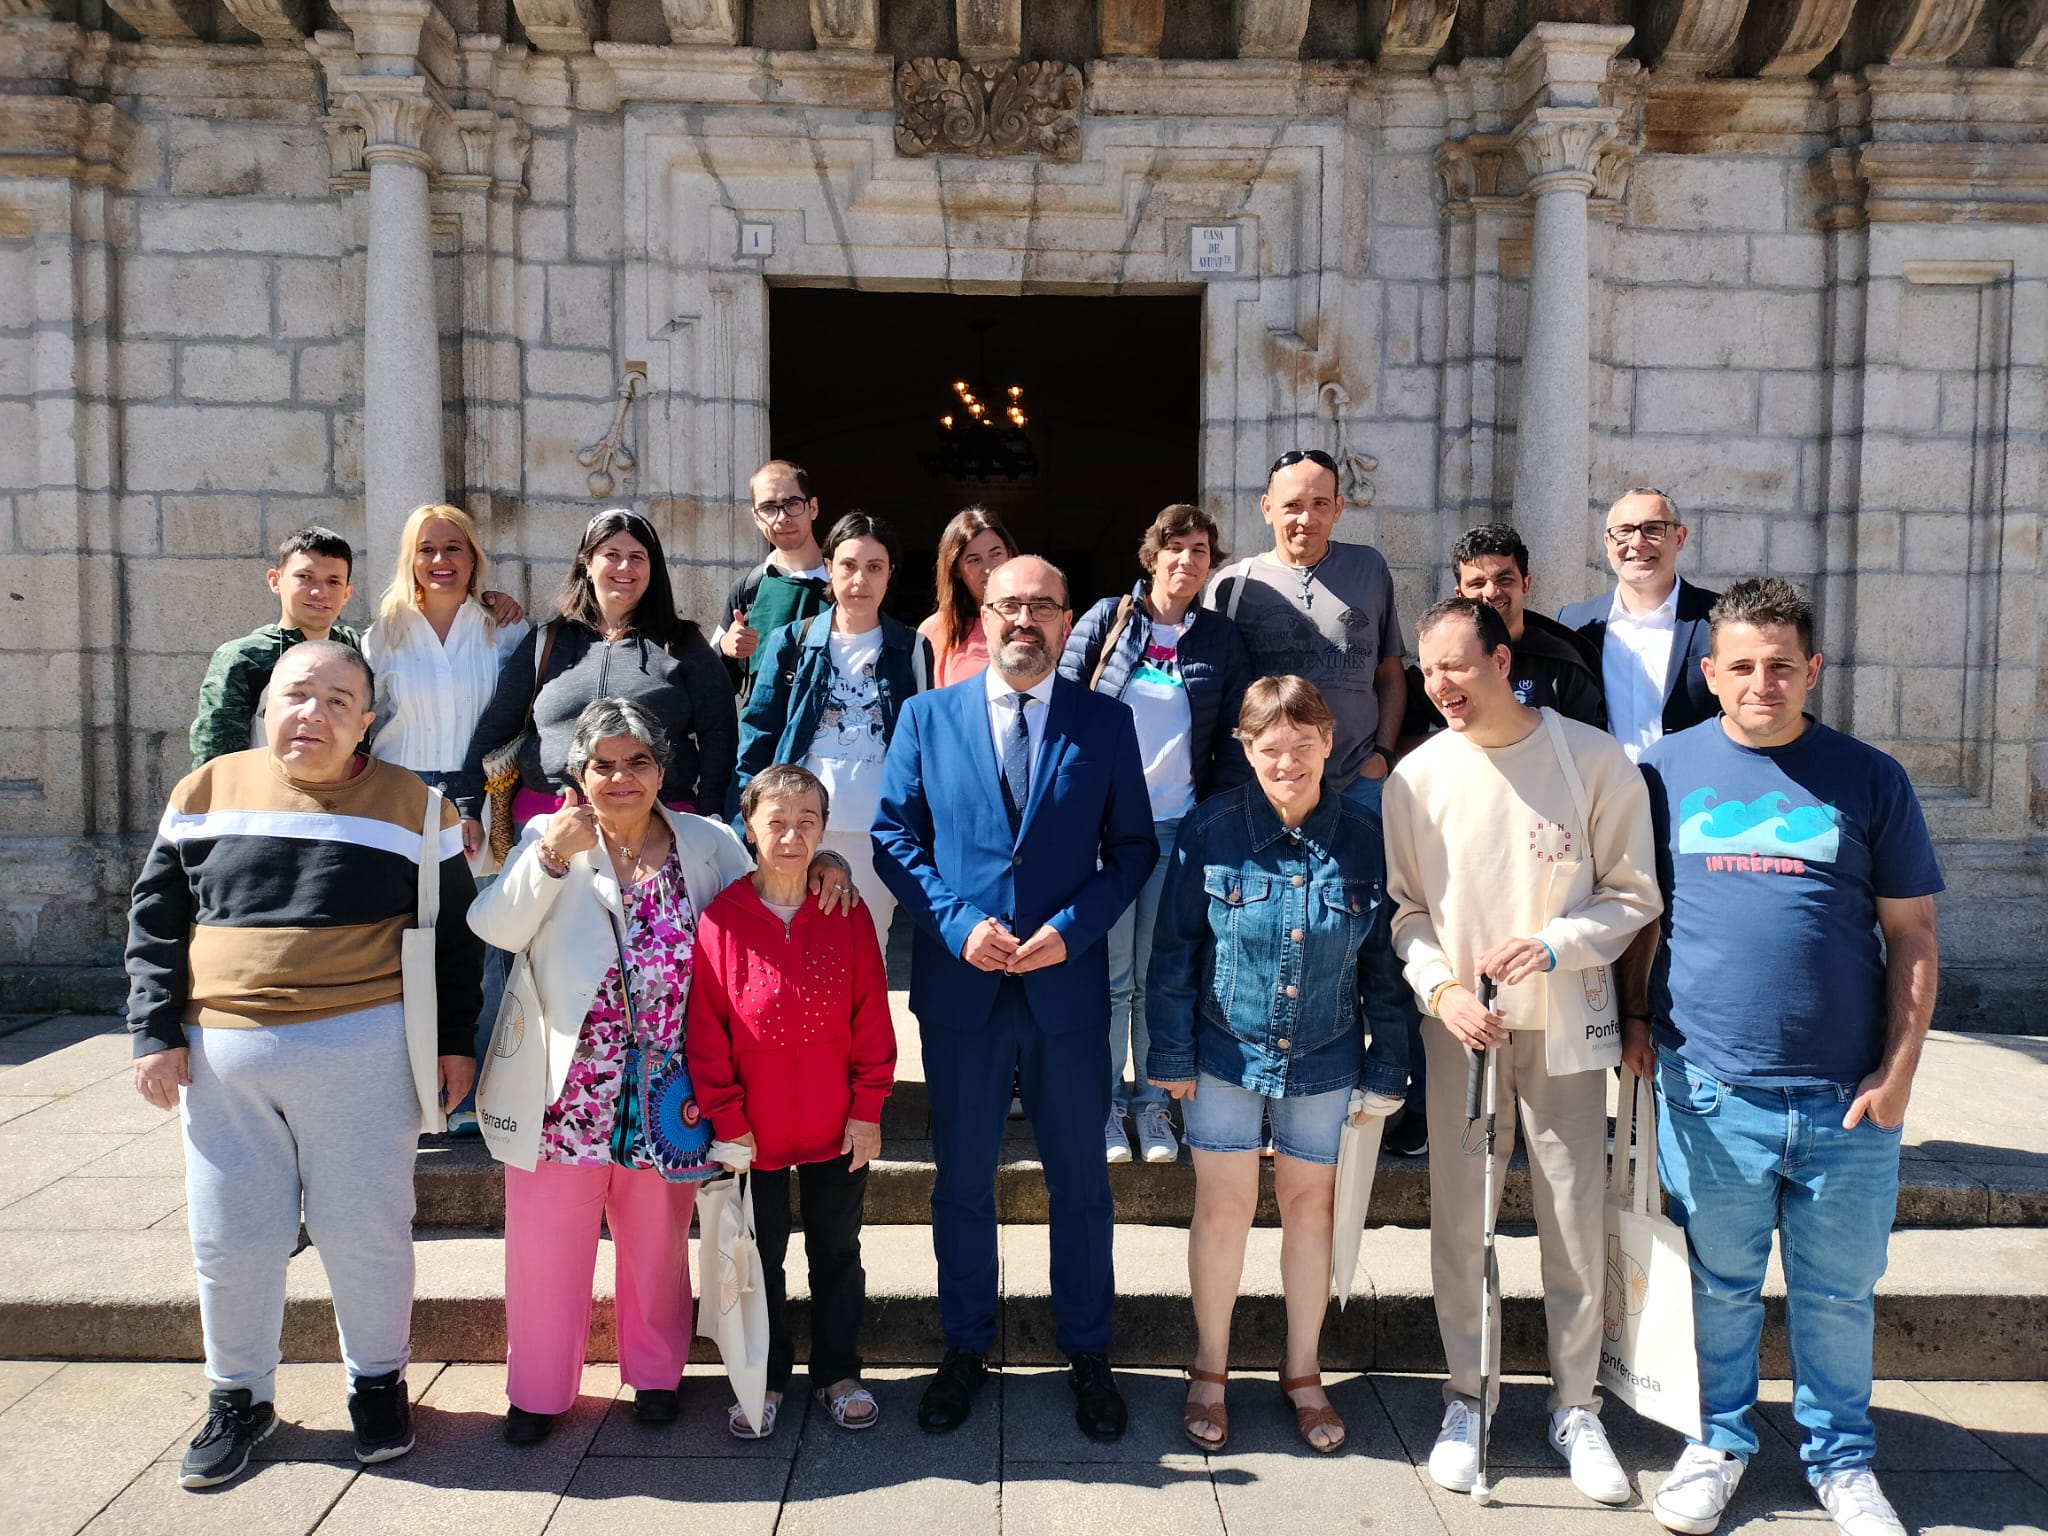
[739,222,774,258]
[1190,225,1240,274]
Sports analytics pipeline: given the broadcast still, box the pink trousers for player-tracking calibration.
[503,1160,698,1414]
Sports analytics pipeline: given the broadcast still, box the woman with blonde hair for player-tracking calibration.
[364,503,529,827]
[916,506,1017,687]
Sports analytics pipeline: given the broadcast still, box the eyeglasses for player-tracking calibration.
[587,752,659,777]
[1267,448,1339,478]
[984,597,1067,622]
[752,496,810,523]
[1604,520,1679,546]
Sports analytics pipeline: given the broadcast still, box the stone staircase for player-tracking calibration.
[1,1008,2045,1378]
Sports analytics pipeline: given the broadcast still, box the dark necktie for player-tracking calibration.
[1000,692,1033,832]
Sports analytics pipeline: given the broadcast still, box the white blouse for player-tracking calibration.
[365,602,530,773]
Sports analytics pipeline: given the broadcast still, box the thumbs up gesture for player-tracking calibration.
[543,782,601,862]
[721,606,759,660]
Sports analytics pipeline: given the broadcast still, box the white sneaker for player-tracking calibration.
[1816,1467,1908,1536]
[1135,1102,1179,1163]
[1549,1405,1631,1505]
[1653,1445,1744,1534]
[1428,1399,1483,1492]
[1104,1106,1133,1164]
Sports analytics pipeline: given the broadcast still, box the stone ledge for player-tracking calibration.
[4,1224,2041,1378]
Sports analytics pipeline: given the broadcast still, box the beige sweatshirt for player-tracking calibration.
[1381,709,1661,1031]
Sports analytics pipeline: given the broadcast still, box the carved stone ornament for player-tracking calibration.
[1366,0,1460,72]
[577,363,647,499]
[1099,0,1167,57]
[510,0,598,53]
[811,0,880,51]
[895,58,1083,162]
[1857,0,1989,62]
[1637,0,1750,74]
[101,0,207,38]
[1994,0,2048,64]
[1737,0,1861,75]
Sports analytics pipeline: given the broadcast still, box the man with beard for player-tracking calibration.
[872,555,1157,1442]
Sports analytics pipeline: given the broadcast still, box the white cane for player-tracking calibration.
[1465,975,1502,1506]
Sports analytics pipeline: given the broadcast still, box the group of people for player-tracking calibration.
[129,455,1940,1536]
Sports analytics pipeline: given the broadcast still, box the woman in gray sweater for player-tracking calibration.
[453,509,738,836]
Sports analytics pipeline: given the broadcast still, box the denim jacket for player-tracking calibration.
[728,609,933,823]
[1057,583,1253,800]
[1145,783,1409,1098]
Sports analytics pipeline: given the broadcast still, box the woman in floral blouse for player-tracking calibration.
[468,698,859,1445]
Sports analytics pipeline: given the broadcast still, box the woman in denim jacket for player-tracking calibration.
[1059,503,1252,1168]
[1146,676,1410,1456]
[731,513,933,949]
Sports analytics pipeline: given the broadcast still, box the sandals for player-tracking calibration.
[726,1393,781,1439]
[815,1382,880,1431]
[1182,1367,1229,1451]
[1281,1373,1346,1454]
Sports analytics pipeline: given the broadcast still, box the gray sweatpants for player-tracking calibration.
[182,1000,418,1401]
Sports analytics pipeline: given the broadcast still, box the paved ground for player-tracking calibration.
[2,1362,2043,1536]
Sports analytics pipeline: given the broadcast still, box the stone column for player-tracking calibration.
[350,90,446,579]
[1503,23,1630,605]
[1509,108,1615,590]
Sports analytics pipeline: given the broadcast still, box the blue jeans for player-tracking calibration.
[1655,1054,1902,1482]
[1107,817,1177,1109]
[1340,772,1426,1106]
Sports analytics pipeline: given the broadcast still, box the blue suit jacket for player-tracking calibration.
[1557,577,1721,739]
[871,672,1159,1035]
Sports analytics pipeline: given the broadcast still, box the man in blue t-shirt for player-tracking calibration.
[1622,578,1941,1536]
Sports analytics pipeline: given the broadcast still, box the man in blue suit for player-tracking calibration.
[1557,488,1720,762]
[873,555,1158,1441]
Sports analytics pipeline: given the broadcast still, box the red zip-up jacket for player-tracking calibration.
[685,876,897,1171]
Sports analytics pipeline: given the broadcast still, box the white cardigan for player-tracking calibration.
[468,804,754,1107]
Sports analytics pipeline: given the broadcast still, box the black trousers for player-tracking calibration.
[752,1152,870,1392]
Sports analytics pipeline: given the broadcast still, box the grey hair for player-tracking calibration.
[564,696,672,783]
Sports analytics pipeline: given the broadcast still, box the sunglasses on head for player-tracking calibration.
[585,509,657,544]
[1267,448,1339,479]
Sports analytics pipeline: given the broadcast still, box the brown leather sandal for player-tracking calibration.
[1280,1372,1346,1454]
[1182,1367,1229,1451]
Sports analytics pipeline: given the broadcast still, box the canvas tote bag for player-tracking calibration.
[697,1172,771,1431]
[1600,1065,1703,1438]
[475,949,547,1171]
[1537,709,1623,1076]
[402,787,450,1134]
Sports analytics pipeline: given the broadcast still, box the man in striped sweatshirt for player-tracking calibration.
[127,639,484,1491]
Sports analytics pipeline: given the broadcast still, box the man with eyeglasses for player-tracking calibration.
[1556,489,1719,762]
[1211,449,1408,810]
[872,556,1156,1445]
[714,459,832,692]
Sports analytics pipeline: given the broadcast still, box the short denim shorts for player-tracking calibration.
[1180,1072,1351,1165]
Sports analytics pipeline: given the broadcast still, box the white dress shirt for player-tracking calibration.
[984,664,1057,799]
[1601,583,1678,763]
[364,602,530,773]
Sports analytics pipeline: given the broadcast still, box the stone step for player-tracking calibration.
[413,1132,2048,1231]
[5,1222,2043,1381]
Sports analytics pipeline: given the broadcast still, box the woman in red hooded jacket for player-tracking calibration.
[686,762,897,1439]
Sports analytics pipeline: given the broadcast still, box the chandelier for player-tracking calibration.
[919,323,1038,481]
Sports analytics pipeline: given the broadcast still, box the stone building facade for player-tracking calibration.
[0,0,2042,1011]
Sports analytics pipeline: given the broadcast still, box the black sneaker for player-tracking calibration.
[348,1369,415,1464]
[1384,1107,1428,1158]
[179,1387,277,1490]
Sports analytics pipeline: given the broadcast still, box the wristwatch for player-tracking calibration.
[1365,744,1394,771]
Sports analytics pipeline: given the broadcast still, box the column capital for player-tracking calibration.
[334,81,446,175]
[1512,106,1620,196]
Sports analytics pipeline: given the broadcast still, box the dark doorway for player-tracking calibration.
[768,289,1203,623]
